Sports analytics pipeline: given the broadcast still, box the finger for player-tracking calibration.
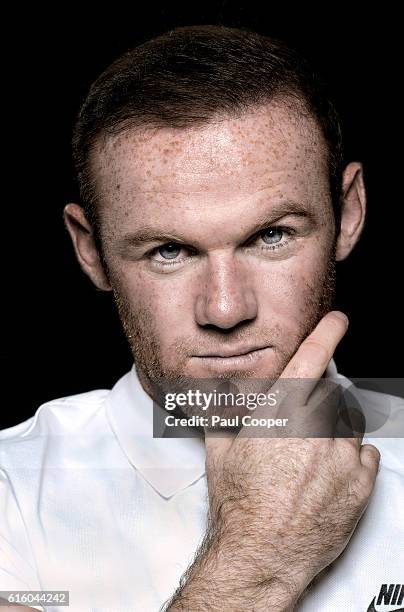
[335,404,365,450]
[239,372,343,440]
[276,311,349,407]
[282,311,348,380]
[359,443,381,475]
[241,312,349,436]
[233,311,348,441]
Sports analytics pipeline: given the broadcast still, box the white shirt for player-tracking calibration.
[0,361,403,612]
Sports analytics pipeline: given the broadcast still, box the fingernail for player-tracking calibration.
[331,311,349,326]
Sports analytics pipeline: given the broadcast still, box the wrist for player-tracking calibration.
[213,521,318,597]
[167,530,300,611]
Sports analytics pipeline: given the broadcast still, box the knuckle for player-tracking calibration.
[361,444,381,471]
[366,444,381,463]
[359,471,377,498]
[337,439,360,463]
[299,340,330,367]
[350,469,377,502]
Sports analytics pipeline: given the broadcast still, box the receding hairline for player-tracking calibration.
[87,95,329,208]
[92,92,317,148]
[72,24,344,253]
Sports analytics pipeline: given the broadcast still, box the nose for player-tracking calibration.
[195,253,258,330]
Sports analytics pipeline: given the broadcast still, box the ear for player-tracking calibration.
[335,162,366,261]
[63,203,112,291]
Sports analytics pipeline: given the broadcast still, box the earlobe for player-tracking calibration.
[63,203,112,291]
[335,162,366,261]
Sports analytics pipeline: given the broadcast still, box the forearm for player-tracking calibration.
[165,532,298,612]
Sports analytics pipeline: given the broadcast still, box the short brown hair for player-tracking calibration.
[72,24,343,252]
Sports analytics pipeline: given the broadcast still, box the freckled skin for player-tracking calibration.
[91,101,337,399]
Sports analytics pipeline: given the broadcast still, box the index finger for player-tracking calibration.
[271,311,349,409]
[281,310,349,381]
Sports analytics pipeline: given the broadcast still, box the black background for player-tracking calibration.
[2,3,403,429]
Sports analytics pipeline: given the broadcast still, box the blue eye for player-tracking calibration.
[261,228,284,244]
[158,243,181,259]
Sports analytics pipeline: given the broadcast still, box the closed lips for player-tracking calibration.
[196,346,270,358]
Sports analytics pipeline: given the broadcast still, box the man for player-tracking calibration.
[0,25,403,611]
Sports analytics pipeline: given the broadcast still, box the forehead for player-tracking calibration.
[91,101,329,222]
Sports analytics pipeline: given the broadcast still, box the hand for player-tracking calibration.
[166,311,380,611]
[203,311,380,604]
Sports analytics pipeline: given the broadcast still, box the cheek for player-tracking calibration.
[149,287,192,343]
[113,265,194,338]
[257,244,334,322]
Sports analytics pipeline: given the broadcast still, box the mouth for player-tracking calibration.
[192,346,273,371]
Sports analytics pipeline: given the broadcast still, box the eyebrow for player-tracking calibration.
[115,200,312,250]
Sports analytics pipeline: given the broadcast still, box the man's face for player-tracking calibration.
[91,101,337,396]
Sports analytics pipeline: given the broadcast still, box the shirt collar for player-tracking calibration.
[105,358,341,499]
[105,364,206,499]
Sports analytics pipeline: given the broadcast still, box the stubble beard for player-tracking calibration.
[107,244,337,405]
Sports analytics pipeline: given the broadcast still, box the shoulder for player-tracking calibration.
[0,387,111,461]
